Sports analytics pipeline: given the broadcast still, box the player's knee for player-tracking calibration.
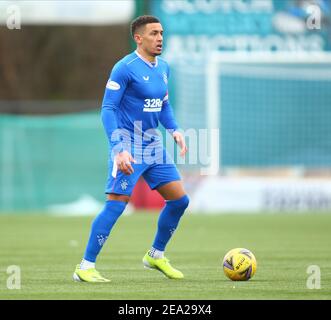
[181,194,190,210]
[107,193,130,203]
[170,194,189,211]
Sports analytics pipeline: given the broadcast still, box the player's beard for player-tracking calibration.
[153,44,163,56]
[140,45,161,58]
[149,49,161,57]
[153,47,162,56]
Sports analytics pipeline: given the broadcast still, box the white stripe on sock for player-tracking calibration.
[80,259,95,270]
[149,248,164,259]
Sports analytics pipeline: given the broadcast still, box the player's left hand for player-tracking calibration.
[173,131,188,157]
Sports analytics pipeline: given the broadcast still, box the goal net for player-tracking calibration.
[173,52,331,175]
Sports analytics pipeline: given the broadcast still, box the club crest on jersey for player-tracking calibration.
[106,80,120,90]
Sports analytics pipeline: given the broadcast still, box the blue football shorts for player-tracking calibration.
[105,147,181,196]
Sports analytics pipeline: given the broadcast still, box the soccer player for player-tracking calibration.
[73,15,189,282]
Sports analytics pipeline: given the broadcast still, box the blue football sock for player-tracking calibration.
[84,200,127,263]
[152,194,189,251]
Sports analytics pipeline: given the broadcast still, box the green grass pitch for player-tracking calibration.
[0,212,330,300]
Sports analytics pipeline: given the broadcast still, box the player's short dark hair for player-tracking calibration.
[130,15,160,38]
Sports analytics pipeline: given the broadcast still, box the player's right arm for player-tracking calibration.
[101,62,135,175]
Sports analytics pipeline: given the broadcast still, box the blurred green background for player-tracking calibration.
[1,0,331,213]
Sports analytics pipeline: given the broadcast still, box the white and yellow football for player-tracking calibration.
[222,248,257,281]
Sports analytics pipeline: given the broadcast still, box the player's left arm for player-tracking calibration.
[159,95,188,157]
[159,63,187,157]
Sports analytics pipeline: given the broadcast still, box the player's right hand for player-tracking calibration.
[116,150,136,175]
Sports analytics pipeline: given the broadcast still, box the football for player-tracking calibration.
[222,248,257,281]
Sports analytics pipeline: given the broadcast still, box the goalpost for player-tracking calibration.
[205,51,331,176]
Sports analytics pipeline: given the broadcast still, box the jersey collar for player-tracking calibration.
[135,50,158,68]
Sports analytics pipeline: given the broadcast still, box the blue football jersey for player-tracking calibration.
[101,51,178,151]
